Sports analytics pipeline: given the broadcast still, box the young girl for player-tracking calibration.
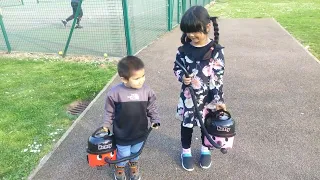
[173,6,226,171]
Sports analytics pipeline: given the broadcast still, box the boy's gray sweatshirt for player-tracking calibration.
[104,83,160,145]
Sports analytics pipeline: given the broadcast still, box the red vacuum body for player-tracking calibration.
[86,128,117,167]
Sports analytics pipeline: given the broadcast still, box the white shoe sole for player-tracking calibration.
[181,154,194,171]
[130,177,141,180]
[199,155,212,169]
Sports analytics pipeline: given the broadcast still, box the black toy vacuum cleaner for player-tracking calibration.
[86,127,153,168]
[175,60,236,154]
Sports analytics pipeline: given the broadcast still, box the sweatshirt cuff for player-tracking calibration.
[151,119,160,124]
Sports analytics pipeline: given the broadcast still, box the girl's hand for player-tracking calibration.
[102,127,109,132]
[182,74,193,85]
[151,123,160,129]
[216,103,227,111]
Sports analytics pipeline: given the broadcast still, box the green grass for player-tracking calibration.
[209,0,320,60]
[0,58,116,180]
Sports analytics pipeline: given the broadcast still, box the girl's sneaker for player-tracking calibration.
[181,152,194,171]
[129,162,141,180]
[114,165,126,180]
[199,147,212,169]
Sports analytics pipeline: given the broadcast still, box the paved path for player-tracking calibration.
[30,19,320,180]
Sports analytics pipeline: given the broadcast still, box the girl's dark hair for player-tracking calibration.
[180,6,219,45]
[118,56,144,80]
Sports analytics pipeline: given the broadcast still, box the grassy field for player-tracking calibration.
[209,0,320,60]
[0,58,116,179]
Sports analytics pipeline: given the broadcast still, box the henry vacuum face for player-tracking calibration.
[86,128,117,167]
[204,110,236,153]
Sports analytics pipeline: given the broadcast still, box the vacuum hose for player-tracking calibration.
[105,127,153,164]
[175,61,221,149]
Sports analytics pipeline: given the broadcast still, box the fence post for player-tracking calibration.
[0,9,12,53]
[167,0,173,31]
[62,0,83,57]
[122,0,132,55]
[21,0,24,5]
[182,0,186,14]
[177,0,180,24]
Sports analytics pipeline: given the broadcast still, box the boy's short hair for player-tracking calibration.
[117,56,144,80]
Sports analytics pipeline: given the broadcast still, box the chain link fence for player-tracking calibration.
[0,0,213,57]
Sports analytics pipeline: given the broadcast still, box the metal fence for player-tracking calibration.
[0,0,213,57]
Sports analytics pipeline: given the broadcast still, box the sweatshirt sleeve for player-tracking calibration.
[103,92,115,128]
[209,48,225,105]
[173,49,186,83]
[146,89,160,124]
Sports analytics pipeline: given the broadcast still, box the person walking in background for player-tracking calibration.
[61,0,83,29]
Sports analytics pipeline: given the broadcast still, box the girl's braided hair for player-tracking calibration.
[210,16,219,44]
[180,6,219,45]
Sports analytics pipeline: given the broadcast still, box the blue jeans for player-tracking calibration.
[116,141,143,167]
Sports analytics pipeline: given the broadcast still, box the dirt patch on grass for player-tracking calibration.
[0,51,120,63]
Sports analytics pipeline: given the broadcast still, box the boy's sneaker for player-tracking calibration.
[199,151,212,169]
[61,20,67,28]
[75,24,83,29]
[114,166,126,180]
[181,153,194,171]
[129,162,141,180]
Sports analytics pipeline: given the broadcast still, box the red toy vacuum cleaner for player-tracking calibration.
[175,60,236,154]
[86,127,116,167]
[87,127,153,168]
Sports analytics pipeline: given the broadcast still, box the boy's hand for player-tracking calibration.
[151,123,160,129]
[182,74,193,85]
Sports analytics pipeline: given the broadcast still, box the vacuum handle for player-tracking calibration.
[92,127,110,137]
[175,60,190,78]
[215,109,231,119]
[105,127,152,164]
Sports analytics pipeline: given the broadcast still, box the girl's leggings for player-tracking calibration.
[181,123,206,149]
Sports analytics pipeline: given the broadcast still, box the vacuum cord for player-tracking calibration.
[105,127,153,164]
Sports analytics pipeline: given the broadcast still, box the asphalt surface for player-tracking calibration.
[30,19,320,180]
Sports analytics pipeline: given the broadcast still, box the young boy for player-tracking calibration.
[61,0,83,29]
[102,56,160,180]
